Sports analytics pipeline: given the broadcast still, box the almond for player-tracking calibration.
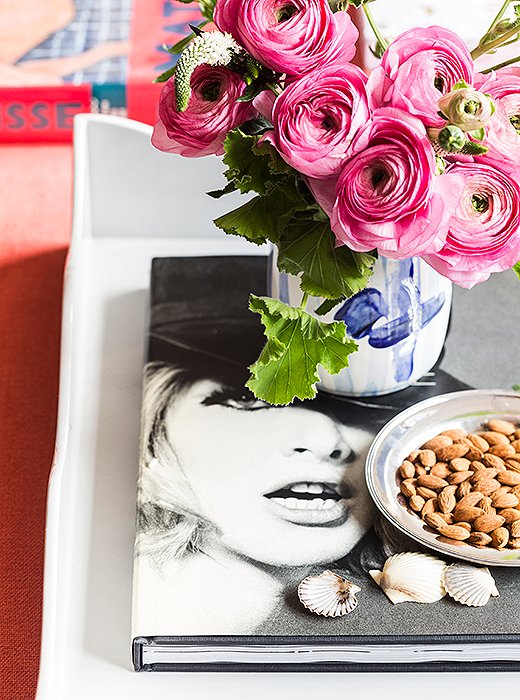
[421,498,437,518]
[505,458,520,474]
[437,524,471,540]
[482,454,505,470]
[450,457,472,472]
[465,448,484,462]
[457,521,472,532]
[467,532,492,546]
[492,492,520,508]
[437,490,456,514]
[479,430,510,446]
[399,460,416,479]
[400,481,416,498]
[416,474,449,491]
[467,433,490,452]
[476,479,502,496]
[497,508,520,523]
[510,520,520,538]
[421,435,453,451]
[409,495,425,512]
[431,462,451,479]
[490,527,509,548]
[497,470,520,486]
[510,485,520,499]
[418,449,437,467]
[436,443,470,461]
[416,486,438,500]
[407,449,420,462]
[458,491,484,508]
[440,428,467,440]
[473,513,506,533]
[457,481,473,499]
[470,460,487,471]
[509,537,520,549]
[470,468,497,484]
[453,505,485,522]
[447,470,474,485]
[415,464,427,477]
[479,496,496,515]
[489,443,516,458]
[423,512,448,530]
[515,430,520,440]
[510,440,520,452]
[486,419,516,435]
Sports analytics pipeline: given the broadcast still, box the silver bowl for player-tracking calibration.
[366,389,520,566]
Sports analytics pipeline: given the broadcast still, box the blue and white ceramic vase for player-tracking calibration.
[269,254,452,397]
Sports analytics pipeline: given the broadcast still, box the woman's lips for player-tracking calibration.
[263,482,350,526]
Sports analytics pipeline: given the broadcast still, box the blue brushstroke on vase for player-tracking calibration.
[334,259,445,383]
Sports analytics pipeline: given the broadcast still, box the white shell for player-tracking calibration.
[298,570,361,617]
[369,552,447,604]
[442,564,500,607]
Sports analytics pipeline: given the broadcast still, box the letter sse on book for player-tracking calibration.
[131,255,520,672]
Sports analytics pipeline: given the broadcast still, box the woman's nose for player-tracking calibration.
[282,414,354,463]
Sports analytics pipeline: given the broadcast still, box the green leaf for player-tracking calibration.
[213,180,307,244]
[469,127,486,141]
[163,20,210,55]
[239,116,273,136]
[236,82,268,103]
[513,384,520,392]
[206,181,237,199]
[460,141,489,155]
[246,296,358,404]
[315,297,346,316]
[154,64,176,83]
[514,261,520,279]
[277,218,376,299]
[222,129,289,195]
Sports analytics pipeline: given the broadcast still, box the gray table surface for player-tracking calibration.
[442,269,519,390]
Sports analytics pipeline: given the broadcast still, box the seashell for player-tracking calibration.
[369,552,447,604]
[298,570,361,617]
[442,563,499,607]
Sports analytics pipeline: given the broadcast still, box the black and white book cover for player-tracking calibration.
[132,255,520,672]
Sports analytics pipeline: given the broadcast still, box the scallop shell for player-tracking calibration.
[298,570,361,617]
[442,563,499,607]
[369,552,447,604]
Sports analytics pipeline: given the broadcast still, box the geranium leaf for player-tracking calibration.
[277,218,376,299]
[514,261,520,279]
[213,182,307,244]
[247,296,358,404]
[222,129,290,195]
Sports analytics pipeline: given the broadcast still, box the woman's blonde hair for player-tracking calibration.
[136,362,217,567]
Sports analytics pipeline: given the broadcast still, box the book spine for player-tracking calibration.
[0,86,92,143]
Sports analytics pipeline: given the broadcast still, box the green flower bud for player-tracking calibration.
[438,125,466,152]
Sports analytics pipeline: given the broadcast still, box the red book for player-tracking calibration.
[0,0,203,142]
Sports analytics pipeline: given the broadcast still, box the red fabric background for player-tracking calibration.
[0,144,72,699]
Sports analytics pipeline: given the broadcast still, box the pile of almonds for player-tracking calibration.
[397,418,520,550]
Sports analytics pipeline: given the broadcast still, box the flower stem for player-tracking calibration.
[481,53,520,72]
[362,3,389,53]
[300,292,309,310]
[472,20,520,59]
[482,0,512,40]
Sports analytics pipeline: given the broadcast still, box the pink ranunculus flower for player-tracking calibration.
[475,68,520,166]
[263,63,370,179]
[330,108,465,258]
[213,0,358,77]
[152,65,256,158]
[368,26,474,128]
[423,162,520,288]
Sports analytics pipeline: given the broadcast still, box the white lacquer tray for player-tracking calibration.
[36,115,520,699]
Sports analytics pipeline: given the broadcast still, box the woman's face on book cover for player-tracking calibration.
[164,379,375,566]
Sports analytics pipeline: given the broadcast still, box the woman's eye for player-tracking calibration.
[202,389,269,411]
